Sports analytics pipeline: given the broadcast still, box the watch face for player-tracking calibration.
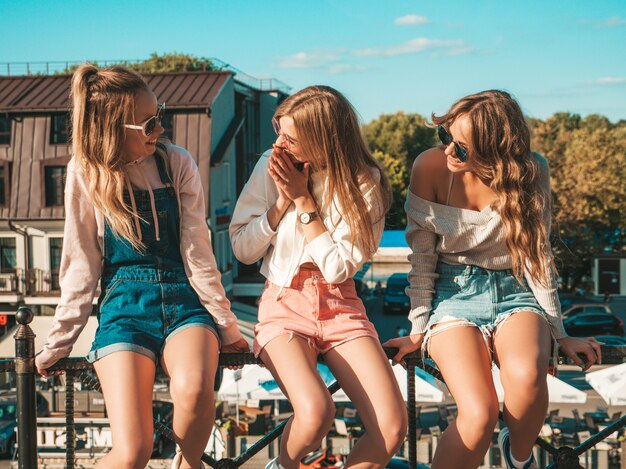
[300,212,311,224]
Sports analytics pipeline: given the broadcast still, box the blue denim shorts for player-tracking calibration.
[87,266,219,364]
[423,262,549,357]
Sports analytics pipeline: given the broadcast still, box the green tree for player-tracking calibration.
[531,114,626,288]
[62,52,215,74]
[362,112,436,228]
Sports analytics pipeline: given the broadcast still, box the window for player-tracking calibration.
[44,166,66,206]
[49,238,63,291]
[0,115,10,145]
[161,112,174,141]
[49,113,70,145]
[0,238,16,274]
[0,162,11,207]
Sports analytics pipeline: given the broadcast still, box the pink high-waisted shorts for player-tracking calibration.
[253,269,379,357]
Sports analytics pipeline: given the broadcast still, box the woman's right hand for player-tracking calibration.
[382,334,425,366]
[35,353,64,378]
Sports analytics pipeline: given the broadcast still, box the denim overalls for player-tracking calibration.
[88,152,219,363]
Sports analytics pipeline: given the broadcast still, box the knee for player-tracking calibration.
[170,373,215,412]
[112,440,153,469]
[457,401,499,439]
[293,399,335,445]
[501,364,547,397]
[376,407,408,454]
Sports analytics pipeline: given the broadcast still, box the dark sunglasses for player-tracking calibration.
[437,125,468,162]
[124,103,165,137]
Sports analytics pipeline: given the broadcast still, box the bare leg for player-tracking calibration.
[162,327,220,469]
[494,312,551,462]
[427,324,500,469]
[260,335,335,469]
[324,337,408,469]
[93,352,156,469]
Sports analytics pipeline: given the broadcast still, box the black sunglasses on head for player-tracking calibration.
[437,125,468,162]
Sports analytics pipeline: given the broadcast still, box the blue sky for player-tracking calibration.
[1,0,625,123]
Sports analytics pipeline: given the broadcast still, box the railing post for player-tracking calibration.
[14,306,38,469]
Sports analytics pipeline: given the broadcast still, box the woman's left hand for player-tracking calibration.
[221,338,250,370]
[557,336,603,371]
[268,151,311,201]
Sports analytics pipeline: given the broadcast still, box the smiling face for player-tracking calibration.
[443,114,474,173]
[121,89,164,162]
[274,115,309,163]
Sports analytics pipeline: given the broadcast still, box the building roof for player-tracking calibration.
[0,71,232,113]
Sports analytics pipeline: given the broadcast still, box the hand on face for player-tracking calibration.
[268,146,311,201]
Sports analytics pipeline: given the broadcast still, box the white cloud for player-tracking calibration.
[394,15,429,26]
[353,38,470,58]
[274,37,472,74]
[327,63,369,74]
[578,16,626,27]
[587,76,626,86]
[274,49,368,74]
[274,50,343,69]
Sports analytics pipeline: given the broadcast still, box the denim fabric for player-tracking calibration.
[427,262,546,330]
[88,154,218,364]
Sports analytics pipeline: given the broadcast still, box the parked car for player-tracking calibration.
[559,295,600,310]
[0,391,50,458]
[562,303,615,318]
[563,313,624,337]
[594,335,626,346]
[383,273,410,315]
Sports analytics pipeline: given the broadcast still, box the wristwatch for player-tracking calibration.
[298,211,318,224]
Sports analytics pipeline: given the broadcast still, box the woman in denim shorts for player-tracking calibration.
[230,86,408,469]
[385,90,601,469]
[36,64,248,469]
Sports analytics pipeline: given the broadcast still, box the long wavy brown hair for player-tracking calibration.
[432,90,554,286]
[70,63,151,250]
[274,86,392,258]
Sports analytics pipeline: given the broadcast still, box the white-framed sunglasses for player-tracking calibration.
[124,103,165,137]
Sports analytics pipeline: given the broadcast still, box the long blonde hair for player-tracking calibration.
[432,90,554,286]
[274,86,391,258]
[70,63,150,250]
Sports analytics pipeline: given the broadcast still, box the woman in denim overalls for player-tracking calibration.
[36,64,249,469]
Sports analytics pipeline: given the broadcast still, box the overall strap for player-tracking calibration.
[154,142,174,187]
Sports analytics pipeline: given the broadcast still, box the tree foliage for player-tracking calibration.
[362,112,436,229]
[62,52,215,74]
[531,114,626,287]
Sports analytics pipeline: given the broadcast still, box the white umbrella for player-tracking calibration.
[217,364,350,402]
[392,365,445,403]
[492,366,587,404]
[585,363,626,406]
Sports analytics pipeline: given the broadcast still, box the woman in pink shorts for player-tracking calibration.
[230,86,408,469]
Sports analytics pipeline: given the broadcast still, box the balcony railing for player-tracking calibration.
[4,307,626,469]
[0,271,20,294]
[26,268,61,296]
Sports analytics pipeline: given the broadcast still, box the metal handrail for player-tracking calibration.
[10,306,626,469]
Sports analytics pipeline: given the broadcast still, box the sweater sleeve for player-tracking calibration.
[404,191,439,335]
[524,154,567,339]
[229,151,278,264]
[175,148,243,345]
[305,169,384,284]
[35,161,103,370]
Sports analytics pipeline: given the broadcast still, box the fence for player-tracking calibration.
[4,306,626,469]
